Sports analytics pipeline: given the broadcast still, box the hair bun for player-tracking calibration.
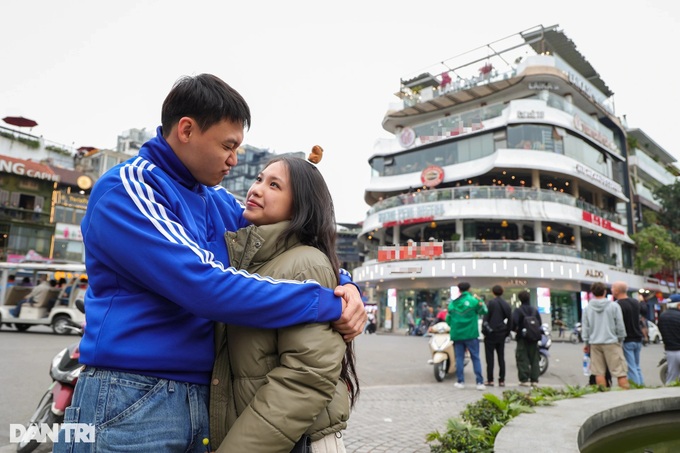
[308,145,323,164]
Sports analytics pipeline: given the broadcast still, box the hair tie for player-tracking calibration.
[307,145,323,164]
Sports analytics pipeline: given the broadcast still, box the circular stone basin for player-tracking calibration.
[581,413,680,453]
[494,388,680,452]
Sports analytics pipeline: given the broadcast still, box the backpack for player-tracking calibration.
[520,307,542,342]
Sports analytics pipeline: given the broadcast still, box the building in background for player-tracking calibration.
[337,223,362,274]
[353,24,679,333]
[626,128,679,228]
[116,128,154,154]
[0,152,92,262]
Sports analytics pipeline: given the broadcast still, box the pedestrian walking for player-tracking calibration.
[511,290,542,387]
[582,281,629,389]
[482,284,512,387]
[447,282,487,390]
[658,295,680,385]
[612,281,645,386]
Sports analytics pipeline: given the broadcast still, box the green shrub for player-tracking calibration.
[426,418,493,453]
[16,136,40,149]
[427,385,600,452]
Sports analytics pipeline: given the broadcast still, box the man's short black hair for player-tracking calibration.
[518,290,530,304]
[161,73,251,137]
[590,281,607,297]
[458,282,471,292]
[492,285,503,296]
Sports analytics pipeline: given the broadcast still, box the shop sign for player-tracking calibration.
[420,165,444,188]
[575,164,621,193]
[528,82,560,91]
[582,211,625,235]
[55,223,83,242]
[0,157,60,182]
[585,269,604,278]
[60,194,89,209]
[516,110,545,120]
[573,115,617,152]
[398,127,416,148]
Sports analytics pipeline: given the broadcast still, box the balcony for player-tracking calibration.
[367,239,615,266]
[368,186,621,223]
[0,206,51,223]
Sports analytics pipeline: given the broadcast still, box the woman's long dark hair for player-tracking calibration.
[265,155,360,407]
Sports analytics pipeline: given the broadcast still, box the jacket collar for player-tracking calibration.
[138,126,199,189]
[226,221,300,270]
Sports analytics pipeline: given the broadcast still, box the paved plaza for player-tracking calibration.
[342,331,666,452]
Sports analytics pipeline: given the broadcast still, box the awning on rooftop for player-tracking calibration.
[521,24,613,97]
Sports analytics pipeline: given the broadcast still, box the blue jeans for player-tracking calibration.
[53,367,210,453]
[454,338,484,384]
[622,341,644,385]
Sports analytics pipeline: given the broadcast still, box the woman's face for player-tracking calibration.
[243,160,293,226]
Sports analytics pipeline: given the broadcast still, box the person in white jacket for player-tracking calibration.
[582,281,629,389]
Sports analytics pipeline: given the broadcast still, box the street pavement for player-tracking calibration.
[342,330,666,453]
[0,326,667,453]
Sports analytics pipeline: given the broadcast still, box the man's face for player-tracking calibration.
[243,160,293,226]
[177,119,243,187]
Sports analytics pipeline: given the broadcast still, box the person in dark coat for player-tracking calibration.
[482,285,512,386]
[511,290,543,387]
[658,296,680,385]
[613,281,645,386]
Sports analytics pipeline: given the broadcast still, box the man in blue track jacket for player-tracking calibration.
[54,74,365,452]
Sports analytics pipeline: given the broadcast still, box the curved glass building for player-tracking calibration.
[353,24,677,332]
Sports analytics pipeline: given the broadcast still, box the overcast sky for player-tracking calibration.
[1,1,678,223]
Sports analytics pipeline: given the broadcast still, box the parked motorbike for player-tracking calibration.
[569,322,583,344]
[16,301,84,453]
[427,321,469,382]
[538,324,551,376]
[414,316,436,337]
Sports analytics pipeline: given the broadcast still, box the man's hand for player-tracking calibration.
[332,284,367,342]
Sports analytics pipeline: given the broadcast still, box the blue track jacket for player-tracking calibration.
[79,128,349,384]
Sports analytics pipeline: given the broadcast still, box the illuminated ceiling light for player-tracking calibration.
[430,221,437,228]
[501,220,508,227]
[565,182,570,186]
[546,226,552,232]
[598,233,602,236]
[511,175,516,179]
[368,235,373,240]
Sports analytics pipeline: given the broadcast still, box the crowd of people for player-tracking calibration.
[407,280,679,391]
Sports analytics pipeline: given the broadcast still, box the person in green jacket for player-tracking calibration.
[210,154,359,452]
[447,281,488,390]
